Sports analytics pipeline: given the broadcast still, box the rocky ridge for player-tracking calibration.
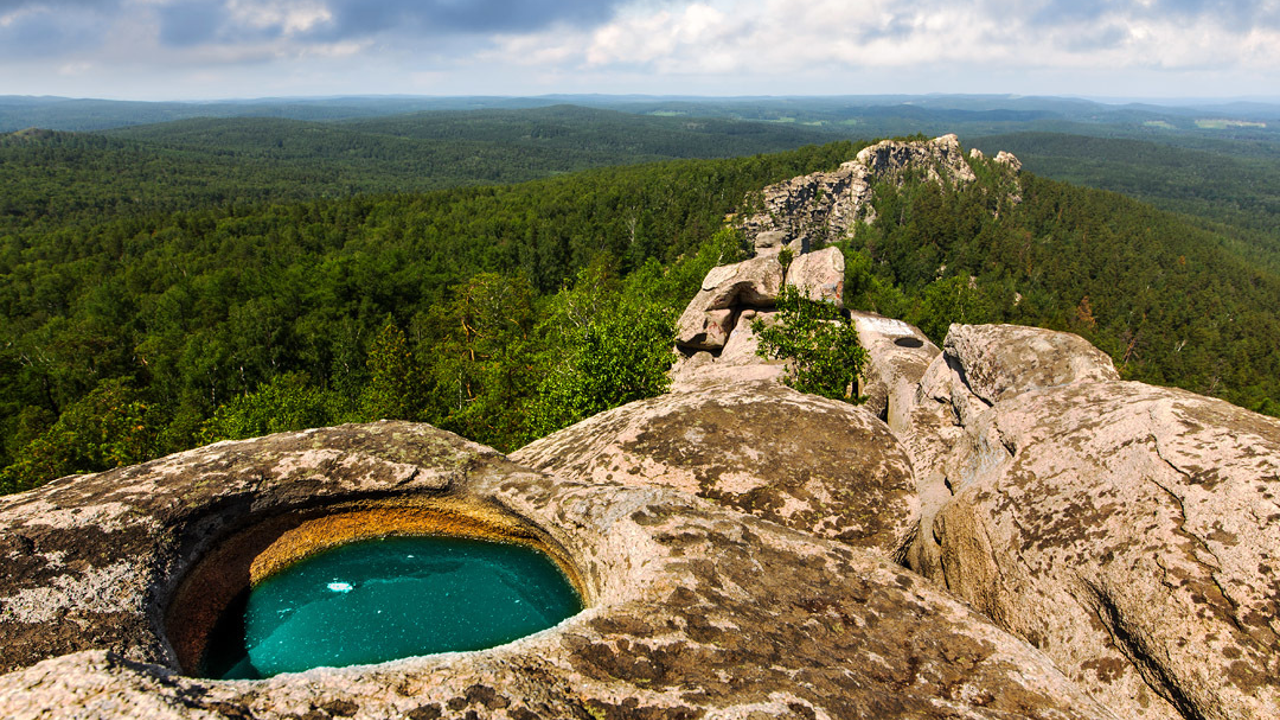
[738,133,991,254]
[2,136,1277,720]
[673,133,1015,391]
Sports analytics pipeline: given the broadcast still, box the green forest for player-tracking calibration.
[3,108,1280,495]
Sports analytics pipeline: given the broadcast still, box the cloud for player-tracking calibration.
[0,1,120,57]
[492,0,1280,83]
[144,0,627,49]
[2,0,1278,98]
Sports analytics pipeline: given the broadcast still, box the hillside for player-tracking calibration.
[0,107,833,232]
[3,135,1279,494]
[970,132,1280,272]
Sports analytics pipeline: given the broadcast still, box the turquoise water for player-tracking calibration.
[204,536,582,679]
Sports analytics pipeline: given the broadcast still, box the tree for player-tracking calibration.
[753,286,867,403]
[528,261,675,438]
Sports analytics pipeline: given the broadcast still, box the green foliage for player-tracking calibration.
[362,318,424,421]
[199,373,342,444]
[3,124,1280,494]
[753,286,868,403]
[528,262,675,439]
[0,379,158,493]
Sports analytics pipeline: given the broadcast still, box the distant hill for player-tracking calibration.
[971,132,1280,273]
[0,107,834,231]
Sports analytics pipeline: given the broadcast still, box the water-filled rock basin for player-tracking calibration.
[203,536,583,679]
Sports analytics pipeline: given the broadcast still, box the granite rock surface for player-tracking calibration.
[513,380,919,559]
[0,422,1112,720]
[902,324,1280,720]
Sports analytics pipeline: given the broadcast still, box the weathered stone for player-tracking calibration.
[699,255,785,309]
[905,324,1124,577]
[850,311,939,431]
[856,133,976,186]
[675,305,734,351]
[669,310,787,391]
[0,422,1111,719]
[943,323,1121,405]
[995,150,1023,173]
[932,382,1280,720]
[901,324,1280,720]
[675,256,784,351]
[753,229,788,256]
[784,246,844,307]
[513,380,919,559]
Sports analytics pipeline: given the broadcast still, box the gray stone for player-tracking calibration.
[784,246,845,307]
[0,422,1112,720]
[513,380,919,559]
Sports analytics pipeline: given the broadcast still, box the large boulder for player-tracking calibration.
[905,324,1280,720]
[785,246,845,306]
[675,255,784,351]
[669,310,787,391]
[0,422,1111,719]
[942,323,1120,405]
[513,380,919,559]
[850,311,940,430]
[903,324,1122,577]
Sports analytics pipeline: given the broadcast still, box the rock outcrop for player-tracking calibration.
[513,380,919,559]
[739,134,995,250]
[0,422,1112,719]
[900,324,1280,720]
[674,254,784,351]
[673,134,1019,393]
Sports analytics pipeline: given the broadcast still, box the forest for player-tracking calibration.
[3,105,1280,494]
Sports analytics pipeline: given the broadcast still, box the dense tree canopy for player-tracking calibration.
[2,125,1279,496]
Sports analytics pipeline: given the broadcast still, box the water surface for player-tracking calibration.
[204,535,582,679]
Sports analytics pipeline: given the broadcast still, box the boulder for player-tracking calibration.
[675,306,734,351]
[0,422,1112,720]
[513,380,919,559]
[669,310,787,391]
[905,324,1124,577]
[675,255,784,351]
[942,323,1120,405]
[850,311,939,430]
[753,229,788,256]
[902,324,1280,720]
[784,245,844,307]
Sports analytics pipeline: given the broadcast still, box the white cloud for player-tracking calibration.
[225,0,333,36]
[488,0,1280,91]
[4,0,1279,99]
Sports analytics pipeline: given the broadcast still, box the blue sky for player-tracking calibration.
[1,0,1277,100]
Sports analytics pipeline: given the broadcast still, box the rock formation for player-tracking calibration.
[738,134,987,250]
[0,422,1111,719]
[673,134,1016,394]
[2,136,1277,720]
[513,380,919,560]
[901,324,1280,720]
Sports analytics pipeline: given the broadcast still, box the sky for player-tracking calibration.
[1,0,1278,101]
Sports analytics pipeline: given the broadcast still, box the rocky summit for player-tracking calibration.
[1,137,1278,720]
